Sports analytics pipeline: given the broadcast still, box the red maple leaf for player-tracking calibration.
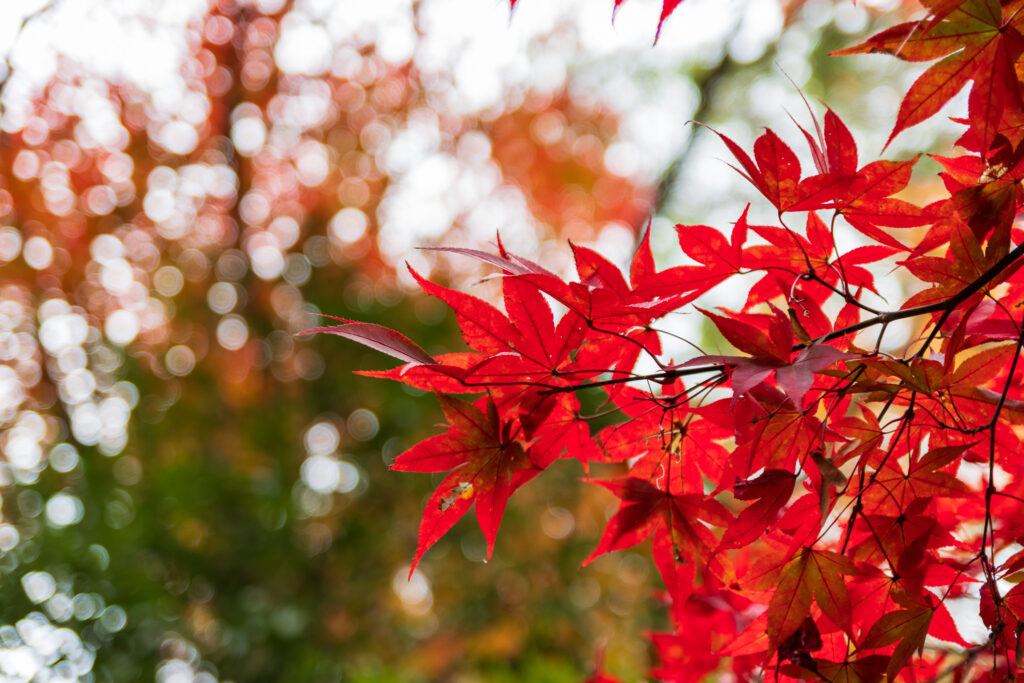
[765,548,855,649]
[835,0,1024,150]
[583,476,731,608]
[691,305,856,406]
[305,4,1024,679]
[391,395,546,572]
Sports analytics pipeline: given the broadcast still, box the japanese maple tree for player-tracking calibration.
[310,0,1024,680]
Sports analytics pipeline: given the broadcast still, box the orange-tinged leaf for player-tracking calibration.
[767,552,816,649]
[806,550,855,635]
[843,0,1024,149]
[950,343,1017,387]
[767,549,854,649]
[832,13,984,62]
[1005,582,1024,622]
[861,608,929,651]
[860,606,932,680]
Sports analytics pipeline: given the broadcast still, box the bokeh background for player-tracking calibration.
[0,0,947,680]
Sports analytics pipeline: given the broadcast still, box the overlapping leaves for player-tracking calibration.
[309,1,1024,680]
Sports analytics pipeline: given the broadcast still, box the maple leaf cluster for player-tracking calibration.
[310,1,1024,681]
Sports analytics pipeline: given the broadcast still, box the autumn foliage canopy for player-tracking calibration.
[311,0,1024,680]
